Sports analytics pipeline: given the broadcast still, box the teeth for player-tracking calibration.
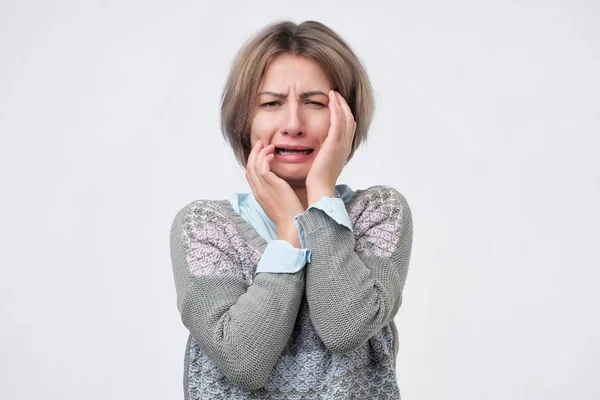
[276,148,312,155]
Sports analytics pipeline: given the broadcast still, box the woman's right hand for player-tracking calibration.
[245,140,305,247]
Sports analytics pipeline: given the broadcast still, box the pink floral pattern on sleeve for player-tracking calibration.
[181,200,261,284]
[348,186,407,258]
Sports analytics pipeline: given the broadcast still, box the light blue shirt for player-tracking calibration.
[229,184,356,274]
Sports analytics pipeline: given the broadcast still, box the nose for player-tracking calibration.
[283,103,304,136]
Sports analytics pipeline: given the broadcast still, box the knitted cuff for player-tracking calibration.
[295,207,332,235]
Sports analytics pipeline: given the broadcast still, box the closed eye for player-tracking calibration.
[260,101,281,108]
[306,101,325,107]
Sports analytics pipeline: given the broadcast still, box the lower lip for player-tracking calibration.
[274,151,314,163]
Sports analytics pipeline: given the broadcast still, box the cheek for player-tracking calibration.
[305,111,330,144]
[250,114,273,145]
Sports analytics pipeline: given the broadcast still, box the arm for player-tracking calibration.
[295,186,413,353]
[254,240,310,273]
[170,201,304,390]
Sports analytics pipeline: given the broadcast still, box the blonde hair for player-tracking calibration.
[221,20,374,167]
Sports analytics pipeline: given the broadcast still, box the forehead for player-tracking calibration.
[259,53,331,90]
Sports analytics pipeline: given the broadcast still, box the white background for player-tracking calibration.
[1,1,599,399]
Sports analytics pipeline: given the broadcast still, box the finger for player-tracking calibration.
[258,143,275,158]
[245,163,260,194]
[264,153,275,169]
[335,92,355,138]
[328,90,341,140]
[246,140,262,190]
[336,92,355,128]
[335,91,351,113]
[247,140,263,171]
[333,91,348,142]
[254,143,273,172]
[262,154,282,186]
[257,144,275,177]
[251,143,276,202]
[246,140,263,193]
[251,144,277,205]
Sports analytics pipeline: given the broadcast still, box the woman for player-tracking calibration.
[170,20,413,399]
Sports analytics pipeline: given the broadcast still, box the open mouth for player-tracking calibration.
[275,147,314,155]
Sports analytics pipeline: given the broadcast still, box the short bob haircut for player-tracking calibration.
[221,20,375,167]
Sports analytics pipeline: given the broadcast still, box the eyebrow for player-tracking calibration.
[257,90,328,98]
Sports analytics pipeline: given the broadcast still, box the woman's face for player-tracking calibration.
[250,53,332,185]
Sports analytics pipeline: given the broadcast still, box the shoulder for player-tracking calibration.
[355,185,409,203]
[170,199,259,278]
[349,185,411,225]
[170,199,237,248]
[349,185,412,257]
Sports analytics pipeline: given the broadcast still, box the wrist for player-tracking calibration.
[306,184,335,207]
[277,223,301,249]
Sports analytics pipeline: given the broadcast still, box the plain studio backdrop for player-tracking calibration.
[1,0,598,399]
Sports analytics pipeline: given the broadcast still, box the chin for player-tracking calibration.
[272,166,309,185]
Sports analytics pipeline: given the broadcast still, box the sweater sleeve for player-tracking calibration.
[170,200,304,390]
[294,196,353,248]
[294,186,413,354]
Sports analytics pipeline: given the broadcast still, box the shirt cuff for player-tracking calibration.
[255,240,311,274]
[293,196,352,248]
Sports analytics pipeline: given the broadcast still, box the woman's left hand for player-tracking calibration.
[306,90,356,205]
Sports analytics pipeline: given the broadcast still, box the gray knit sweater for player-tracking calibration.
[170,185,413,399]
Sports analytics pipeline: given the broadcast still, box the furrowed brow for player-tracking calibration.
[257,91,286,97]
[299,91,328,98]
[257,90,328,98]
